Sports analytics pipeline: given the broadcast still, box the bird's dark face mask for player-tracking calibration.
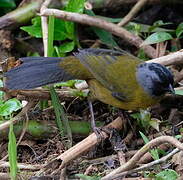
[136,63,174,97]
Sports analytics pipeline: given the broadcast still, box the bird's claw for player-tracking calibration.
[93,127,105,143]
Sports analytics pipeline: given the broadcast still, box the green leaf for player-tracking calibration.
[50,87,64,136]
[139,131,159,160]
[131,110,157,130]
[92,27,118,48]
[94,16,172,34]
[140,109,151,128]
[0,79,4,100]
[0,98,22,116]
[149,118,160,132]
[130,112,140,120]
[153,20,171,26]
[0,80,3,87]
[126,22,173,34]
[54,80,81,88]
[85,10,118,48]
[175,89,183,95]
[141,32,173,46]
[139,131,149,144]
[65,0,86,39]
[50,86,72,147]
[20,16,42,38]
[71,89,89,98]
[76,174,101,180]
[150,148,160,160]
[27,51,40,57]
[176,22,183,38]
[64,22,74,39]
[126,23,142,36]
[66,0,85,13]
[96,16,173,33]
[175,134,182,139]
[21,17,68,41]
[48,15,55,57]
[148,20,172,33]
[155,169,179,180]
[54,18,68,41]
[137,49,149,60]
[0,0,16,8]
[8,123,18,180]
[58,41,75,53]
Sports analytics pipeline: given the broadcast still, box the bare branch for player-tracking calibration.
[102,136,183,180]
[40,0,53,56]
[118,0,148,27]
[40,8,156,58]
[147,50,183,66]
[107,148,180,180]
[0,101,36,131]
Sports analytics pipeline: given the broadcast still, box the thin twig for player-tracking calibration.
[118,0,148,27]
[102,136,183,180]
[40,0,52,56]
[107,148,180,180]
[41,16,48,56]
[40,8,156,58]
[0,161,41,170]
[147,50,183,65]
[0,87,79,100]
[0,101,36,131]
[17,112,29,145]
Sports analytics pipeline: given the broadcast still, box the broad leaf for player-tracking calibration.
[0,0,16,8]
[155,169,179,180]
[65,0,85,39]
[141,32,173,46]
[85,10,118,48]
[0,98,22,116]
[76,174,101,180]
[176,22,183,38]
[58,41,75,53]
[21,17,68,41]
[175,89,183,96]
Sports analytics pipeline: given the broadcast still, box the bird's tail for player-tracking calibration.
[5,48,123,90]
[4,57,74,89]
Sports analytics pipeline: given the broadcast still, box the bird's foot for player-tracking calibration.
[92,126,105,143]
[102,127,127,151]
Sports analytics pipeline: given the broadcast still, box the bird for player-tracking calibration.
[5,48,174,131]
[5,48,174,108]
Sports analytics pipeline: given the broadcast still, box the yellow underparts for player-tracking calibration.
[88,79,161,110]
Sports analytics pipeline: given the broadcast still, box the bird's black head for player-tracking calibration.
[136,63,174,97]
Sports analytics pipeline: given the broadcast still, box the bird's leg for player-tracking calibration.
[88,100,104,141]
[101,127,126,150]
[168,108,179,135]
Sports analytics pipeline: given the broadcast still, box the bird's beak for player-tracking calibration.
[167,84,175,94]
